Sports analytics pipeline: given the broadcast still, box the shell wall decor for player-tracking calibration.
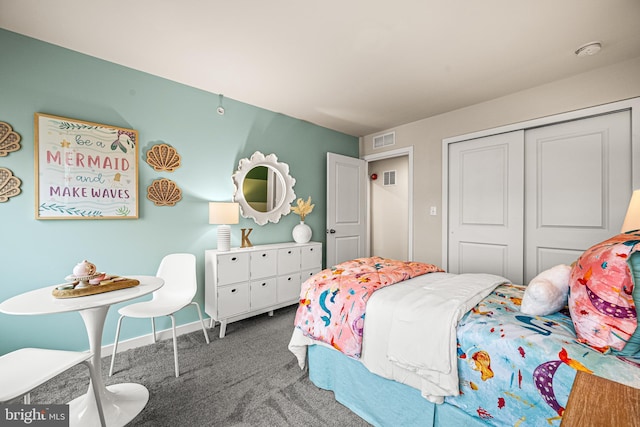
[0,121,21,157]
[0,167,21,202]
[147,178,182,206]
[146,143,181,172]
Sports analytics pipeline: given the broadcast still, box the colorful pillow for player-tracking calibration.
[614,251,640,357]
[568,232,640,353]
[521,264,571,316]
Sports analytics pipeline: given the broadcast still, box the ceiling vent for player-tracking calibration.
[383,170,396,186]
[373,132,395,149]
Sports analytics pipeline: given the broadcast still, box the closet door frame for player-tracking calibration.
[441,97,640,271]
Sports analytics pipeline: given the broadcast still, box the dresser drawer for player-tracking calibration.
[277,273,301,303]
[301,268,321,283]
[217,252,250,285]
[301,244,322,270]
[250,250,277,279]
[250,278,277,310]
[217,283,249,318]
[278,247,301,274]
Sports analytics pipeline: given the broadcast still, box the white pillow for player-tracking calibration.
[521,264,571,316]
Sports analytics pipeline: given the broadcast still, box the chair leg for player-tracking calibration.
[151,317,156,343]
[169,314,179,377]
[191,301,210,344]
[109,315,125,376]
[85,360,107,427]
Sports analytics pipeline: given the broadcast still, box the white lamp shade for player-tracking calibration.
[209,202,239,225]
[209,202,239,252]
[621,190,640,233]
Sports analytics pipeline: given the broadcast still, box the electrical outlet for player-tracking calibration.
[430,206,437,216]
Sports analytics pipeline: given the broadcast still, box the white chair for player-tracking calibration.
[0,348,106,427]
[109,253,210,377]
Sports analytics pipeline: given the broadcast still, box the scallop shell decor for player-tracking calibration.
[0,121,21,157]
[147,178,182,206]
[146,143,181,172]
[0,167,21,202]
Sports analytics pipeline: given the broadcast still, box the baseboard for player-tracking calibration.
[100,318,216,358]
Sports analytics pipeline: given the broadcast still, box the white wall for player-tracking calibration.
[369,156,409,260]
[361,56,640,266]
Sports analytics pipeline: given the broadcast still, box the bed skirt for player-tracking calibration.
[307,344,487,427]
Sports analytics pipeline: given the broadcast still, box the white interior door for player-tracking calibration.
[326,152,367,267]
[448,131,525,284]
[524,110,632,282]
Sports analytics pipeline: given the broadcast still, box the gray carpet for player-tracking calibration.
[28,305,371,426]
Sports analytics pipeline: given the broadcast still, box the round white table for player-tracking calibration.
[0,275,163,427]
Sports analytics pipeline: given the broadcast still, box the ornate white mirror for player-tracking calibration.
[232,151,296,225]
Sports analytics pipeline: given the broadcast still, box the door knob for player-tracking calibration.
[326,229,336,234]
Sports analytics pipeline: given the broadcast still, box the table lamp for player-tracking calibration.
[209,202,239,251]
[621,190,640,233]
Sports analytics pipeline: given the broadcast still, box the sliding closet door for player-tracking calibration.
[524,110,632,282]
[448,131,525,284]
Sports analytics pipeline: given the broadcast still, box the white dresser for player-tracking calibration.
[204,241,322,337]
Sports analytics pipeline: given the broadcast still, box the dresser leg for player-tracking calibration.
[268,310,274,317]
[219,320,227,338]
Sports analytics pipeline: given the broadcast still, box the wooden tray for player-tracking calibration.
[52,277,140,299]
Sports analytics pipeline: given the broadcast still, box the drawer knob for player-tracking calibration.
[287,250,292,254]
[231,257,237,261]
[261,282,267,287]
[231,288,237,293]
[288,277,292,281]
[262,253,267,257]
[310,248,314,251]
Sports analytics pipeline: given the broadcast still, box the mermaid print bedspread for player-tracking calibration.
[294,257,443,358]
[447,283,640,426]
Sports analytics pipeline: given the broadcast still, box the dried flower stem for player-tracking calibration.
[291,196,314,221]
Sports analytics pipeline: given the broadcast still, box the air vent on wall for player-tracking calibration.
[373,131,395,149]
[383,170,396,186]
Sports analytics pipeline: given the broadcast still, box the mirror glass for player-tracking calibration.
[232,152,296,225]
[242,166,284,213]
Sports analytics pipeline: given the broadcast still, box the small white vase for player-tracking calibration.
[293,221,312,243]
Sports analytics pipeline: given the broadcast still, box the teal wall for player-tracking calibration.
[0,29,358,354]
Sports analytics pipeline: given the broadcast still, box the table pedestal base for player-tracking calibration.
[68,383,149,427]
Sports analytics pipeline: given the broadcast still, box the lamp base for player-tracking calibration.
[217,224,231,252]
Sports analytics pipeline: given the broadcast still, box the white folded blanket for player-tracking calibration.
[386,273,508,403]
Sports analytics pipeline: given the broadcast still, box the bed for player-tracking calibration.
[288,256,640,427]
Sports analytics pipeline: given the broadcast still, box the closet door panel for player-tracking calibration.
[458,242,509,278]
[537,133,604,226]
[448,130,525,284]
[536,247,585,273]
[524,110,632,282]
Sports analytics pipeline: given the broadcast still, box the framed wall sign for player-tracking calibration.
[35,113,139,219]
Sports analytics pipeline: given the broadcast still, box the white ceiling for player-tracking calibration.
[1,0,640,137]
